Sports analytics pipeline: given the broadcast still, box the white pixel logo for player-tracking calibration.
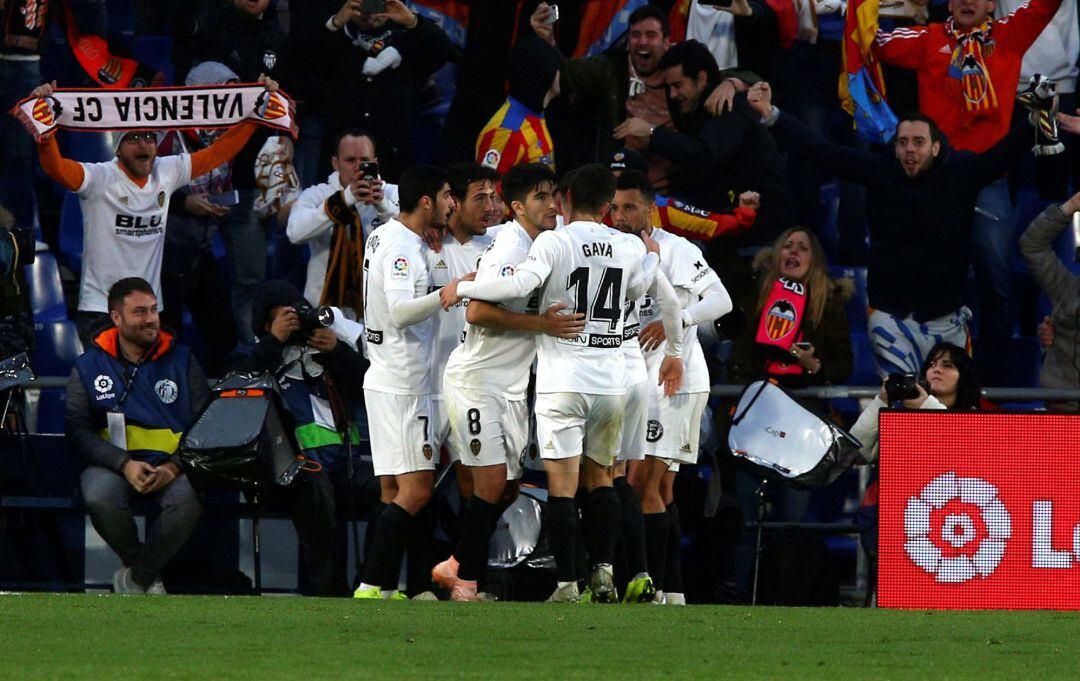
[903,473,1012,583]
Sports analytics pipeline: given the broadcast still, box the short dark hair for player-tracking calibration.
[920,343,982,411]
[657,39,720,92]
[614,169,655,204]
[895,112,943,145]
[501,163,557,205]
[567,164,616,215]
[448,162,501,201]
[398,164,449,213]
[557,168,576,199]
[331,128,374,157]
[107,277,156,313]
[628,4,669,37]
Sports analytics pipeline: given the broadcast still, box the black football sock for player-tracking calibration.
[545,496,579,584]
[405,504,436,596]
[584,486,621,569]
[455,496,501,582]
[614,476,648,577]
[665,502,684,594]
[360,502,411,590]
[643,511,670,591]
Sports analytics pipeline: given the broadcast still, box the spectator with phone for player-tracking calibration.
[1019,192,1080,412]
[158,61,243,376]
[312,0,459,182]
[287,129,399,313]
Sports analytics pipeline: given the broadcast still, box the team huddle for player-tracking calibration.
[356,160,732,603]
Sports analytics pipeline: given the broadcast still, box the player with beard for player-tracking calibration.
[353,165,465,600]
[441,164,686,603]
[426,163,501,502]
[612,170,733,605]
[431,163,590,601]
[27,76,279,346]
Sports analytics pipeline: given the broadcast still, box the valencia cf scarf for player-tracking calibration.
[946,19,999,115]
[61,0,163,89]
[11,83,299,142]
[319,191,365,314]
[755,277,807,376]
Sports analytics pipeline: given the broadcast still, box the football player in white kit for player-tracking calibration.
[613,171,733,605]
[442,164,685,603]
[354,165,463,600]
[431,163,588,601]
[426,163,503,499]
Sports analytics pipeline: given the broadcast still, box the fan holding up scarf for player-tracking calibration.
[727,227,854,390]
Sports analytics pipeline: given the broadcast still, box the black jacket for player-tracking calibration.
[771,109,1029,321]
[314,15,460,181]
[650,92,794,247]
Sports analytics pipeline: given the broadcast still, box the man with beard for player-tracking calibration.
[27,76,279,345]
[65,277,209,594]
[353,165,466,599]
[532,3,755,189]
[749,80,1032,376]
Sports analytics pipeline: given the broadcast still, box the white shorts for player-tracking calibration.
[535,392,624,466]
[617,379,651,462]
[444,383,527,480]
[645,392,708,465]
[364,389,437,476]
[432,397,451,460]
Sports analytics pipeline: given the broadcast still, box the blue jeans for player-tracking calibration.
[970,177,1017,385]
[221,188,267,343]
[0,59,41,231]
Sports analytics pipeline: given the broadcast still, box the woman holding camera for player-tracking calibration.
[850,342,983,463]
[727,227,853,388]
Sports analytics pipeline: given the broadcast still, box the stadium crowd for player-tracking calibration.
[1,0,1078,603]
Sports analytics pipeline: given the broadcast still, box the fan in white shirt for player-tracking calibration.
[442,164,685,603]
[354,164,464,601]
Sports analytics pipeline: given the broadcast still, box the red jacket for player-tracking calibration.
[873,0,1061,153]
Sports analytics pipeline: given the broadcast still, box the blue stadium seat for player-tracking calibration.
[816,180,840,264]
[829,265,869,335]
[24,251,67,322]
[34,389,68,435]
[58,193,84,273]
[32,321,83,378]
[133,36,175,85]
[59,130,113,163]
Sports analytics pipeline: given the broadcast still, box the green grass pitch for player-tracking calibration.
[3,594,1079,679]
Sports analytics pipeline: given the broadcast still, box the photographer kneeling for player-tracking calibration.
[227,280,375,597]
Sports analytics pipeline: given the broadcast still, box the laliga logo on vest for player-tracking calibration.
[903,473,1011,583]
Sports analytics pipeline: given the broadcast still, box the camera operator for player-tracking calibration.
[226,279,374,597]
[0,204,33,360]
[850,343,984,463]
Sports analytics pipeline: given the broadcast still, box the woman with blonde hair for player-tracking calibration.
[727,227,853,388]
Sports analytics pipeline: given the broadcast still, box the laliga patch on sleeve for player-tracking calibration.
[482,149,501,169]
[391,256,410,280]
[499,264,515,277]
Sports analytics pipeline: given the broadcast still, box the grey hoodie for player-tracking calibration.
[1019,205,1080,402]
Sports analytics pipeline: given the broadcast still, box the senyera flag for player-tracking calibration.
[879,410,1080,610]
[10,84,299,142]
[839,0,897,144]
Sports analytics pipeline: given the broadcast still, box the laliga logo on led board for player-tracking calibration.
[904,473,1011,583]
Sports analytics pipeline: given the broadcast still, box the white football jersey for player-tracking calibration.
[519,221,650,395]
[75,155,192,312]
[622,293,649,387]
[426,227,500,396]
[640,228,722,394]
[362,219,436,395]
[443,221,539,400]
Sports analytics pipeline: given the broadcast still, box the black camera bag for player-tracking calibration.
[179,372,305,491]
